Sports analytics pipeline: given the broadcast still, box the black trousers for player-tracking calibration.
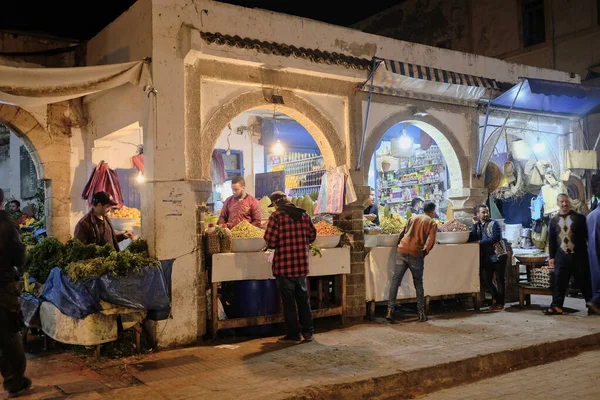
[276,276,313,338]
[481,256,507,306]
[0,322,27,393]
[552,252,593,308]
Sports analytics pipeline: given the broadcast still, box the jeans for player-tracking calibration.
[387,253,425,313]
[276,276,313,339]
[552,252,592,308]
[0,328,27,393]
[481,256,507,306]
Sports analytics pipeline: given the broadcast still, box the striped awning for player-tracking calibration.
[362,58,499,103]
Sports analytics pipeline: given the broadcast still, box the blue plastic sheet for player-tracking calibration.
[41,260,172,320]
[19,293,43,327]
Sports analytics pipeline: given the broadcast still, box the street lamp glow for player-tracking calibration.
[398,131,413,150]
[136,171,145,183]
[273,140,284,155]
[533,139,545,154]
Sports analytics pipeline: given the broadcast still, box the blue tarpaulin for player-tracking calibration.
[40,260,172,320]
[491,78,600,116]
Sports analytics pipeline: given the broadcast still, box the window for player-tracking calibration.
[522,0,546,47]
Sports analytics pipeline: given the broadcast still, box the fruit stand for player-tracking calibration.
[208,219,349,339]
[364,219,481,318]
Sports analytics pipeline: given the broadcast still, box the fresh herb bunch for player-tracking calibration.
[127,238,149,254]
[63,249,160,283]
[25,237,63,282]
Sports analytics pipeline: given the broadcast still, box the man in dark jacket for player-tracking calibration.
[74,192,132,250]
[545,194,592,315]
[469,204,507,312]
[0,188,32,397]
[264,191,317,344]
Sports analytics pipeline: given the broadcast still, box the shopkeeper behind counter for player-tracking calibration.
[217,176,262,229]
[74,192,133,251]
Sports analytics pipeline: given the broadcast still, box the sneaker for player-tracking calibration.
[418,312,428,322]
[385,308,395,323]
[8,377,32,398]
[302,333,314,342]
[277,336,302,344]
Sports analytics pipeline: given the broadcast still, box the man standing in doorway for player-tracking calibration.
[264,191,317,343]
[387,201,437,323]
[545,194,592,315]
[217,176,262,229]
[363,188,380,225]
[469,204,507,312]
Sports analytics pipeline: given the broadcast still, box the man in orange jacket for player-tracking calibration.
[386,201,438,323]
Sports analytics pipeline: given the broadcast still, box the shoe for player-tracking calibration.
[302,333,314,342]
[8,377,32,398]
[277,336,302,344]
[385,308,395,323]
[418,312,428,322]
[491,304,504,312]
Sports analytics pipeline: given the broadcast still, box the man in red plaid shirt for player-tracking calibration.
[264,191,317,343]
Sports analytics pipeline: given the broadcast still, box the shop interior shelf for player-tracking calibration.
[285,168,326,176]
[270,155,323,166]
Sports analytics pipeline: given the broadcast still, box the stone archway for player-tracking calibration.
[362,112,470,191]
[193,90,346,181]
[0,104,71,241]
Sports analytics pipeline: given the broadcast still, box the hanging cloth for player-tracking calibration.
[81,161,124,207]
[314,166,358,214]
[132,153,144,173]
[211,150,227,185]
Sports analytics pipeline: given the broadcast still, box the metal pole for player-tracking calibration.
[475,89,494,176]
[356,58,380,170]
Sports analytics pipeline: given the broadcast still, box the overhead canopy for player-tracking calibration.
[363,58,498,102]
[490,78,600,116]
[0,60,152,107]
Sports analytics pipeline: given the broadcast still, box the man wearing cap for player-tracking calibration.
[74,192,133,251]
[264,191,317,344]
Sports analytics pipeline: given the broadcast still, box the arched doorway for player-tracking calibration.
[0,104,71,241]
[362,112,471,220]
[194,90,345,182]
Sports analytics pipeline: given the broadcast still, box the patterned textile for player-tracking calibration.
[211,150,227,185]
[264,209,317,277]
[557,215,575,254]
[549,211,588,259]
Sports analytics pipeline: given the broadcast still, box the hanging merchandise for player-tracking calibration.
[132,153,144,173]
[81,161,124,207]
[314,166,357,215]
[211,149,227,185]
[564,150,598,170]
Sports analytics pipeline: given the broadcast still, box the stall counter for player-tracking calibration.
[365,243,480,302]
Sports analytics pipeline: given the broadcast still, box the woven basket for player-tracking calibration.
[206,231,221,255]
[515,254,547,264]
[485,162,502,193]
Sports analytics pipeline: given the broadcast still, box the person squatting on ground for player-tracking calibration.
[386,201,438,323]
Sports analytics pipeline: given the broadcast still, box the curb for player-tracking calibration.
[286,332,600,399]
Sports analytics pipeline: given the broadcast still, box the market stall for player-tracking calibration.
[206,110,355,338]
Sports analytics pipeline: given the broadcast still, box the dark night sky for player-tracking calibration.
[0,1,403,41]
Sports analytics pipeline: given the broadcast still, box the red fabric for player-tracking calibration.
[81,161,124,207]
[217,194,262,228]
[264,209,317,277]
[132,154,144,173]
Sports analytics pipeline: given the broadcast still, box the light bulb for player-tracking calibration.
[273,140,284,155]
[533,139,545,154]
[398,131,413,150]
[136,171,145,183]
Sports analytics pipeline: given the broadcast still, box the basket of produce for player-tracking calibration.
[231,221,265,252]
[110,206,141,231]
[314,221,342,248]
[437,219,470,244]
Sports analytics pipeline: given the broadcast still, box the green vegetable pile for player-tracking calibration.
[25,238,158,283]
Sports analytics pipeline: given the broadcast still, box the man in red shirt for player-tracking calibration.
[264,191,317,344]
[217,176,262,229]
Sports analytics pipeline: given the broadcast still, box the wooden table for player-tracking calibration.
[210,248,350,339]
[514,254,551,308]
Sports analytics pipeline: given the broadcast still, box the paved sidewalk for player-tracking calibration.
[417,349,600,400]
[2,296,599,400]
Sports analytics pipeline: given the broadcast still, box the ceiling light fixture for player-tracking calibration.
[533,137,545,154]
[398,125,413,150]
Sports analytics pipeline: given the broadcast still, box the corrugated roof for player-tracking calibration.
[200,32,372,71]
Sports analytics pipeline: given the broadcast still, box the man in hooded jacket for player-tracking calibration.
[264,191,317,344]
